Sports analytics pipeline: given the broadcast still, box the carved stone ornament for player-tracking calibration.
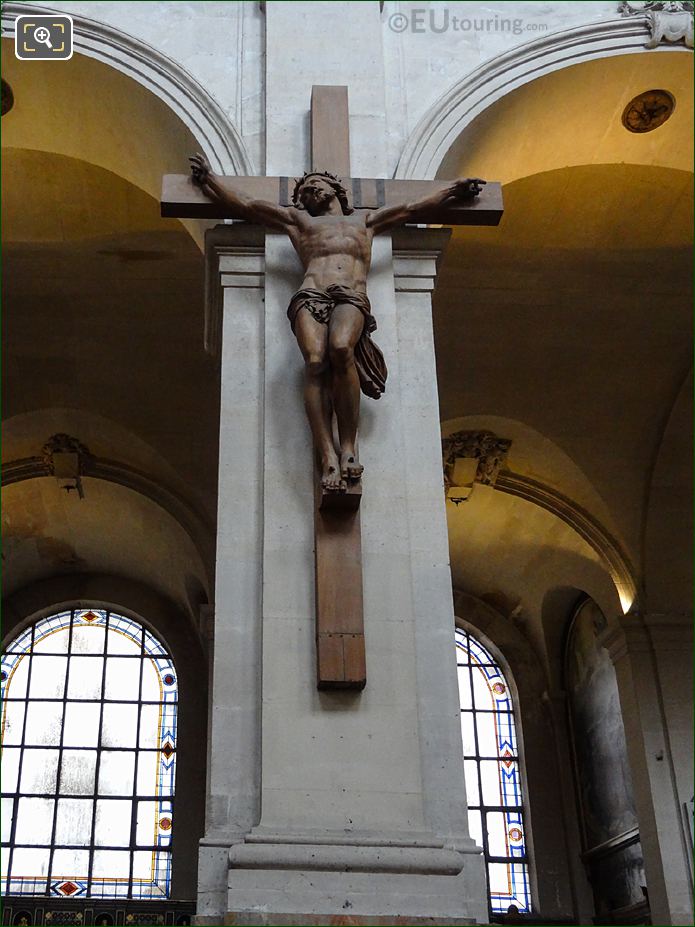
[42,433,92,499]
[441,430,512,493]
[622,89,675,132]
[1,78,14,116]
[619,1,694,48]
[41,433,91,469]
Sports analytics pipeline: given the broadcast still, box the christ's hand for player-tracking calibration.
[190,153,212,187]
[447,178,486,199]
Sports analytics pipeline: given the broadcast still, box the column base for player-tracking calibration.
[209,915,477,926]
[193,831,487,925]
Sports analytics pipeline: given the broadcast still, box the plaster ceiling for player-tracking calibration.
[445,483,620,664]
[436,162,692,616]
[435,50,693,625]
[438,50,694,182]
[0,40,199,212]
[2,150,216,616]
[2,477,209,615]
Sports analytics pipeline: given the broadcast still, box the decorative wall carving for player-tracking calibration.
[1,77,14,116]
[41,433,93,499]
[440,437,637,610]
[622,89,675,132]
[0,898,194,926]
[41,433,91,469]
[442,430,512,493]
[619,1,694,48]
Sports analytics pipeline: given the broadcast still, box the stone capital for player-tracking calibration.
[619,1,695,49]
[600,612,651,662]
[391,227,451,294]
[601,609,694,663]
[204,223,266,355]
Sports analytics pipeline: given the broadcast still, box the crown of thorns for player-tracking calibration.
[292,171,352,213]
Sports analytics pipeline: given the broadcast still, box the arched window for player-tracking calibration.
[455,626,530,915]
[1,608,178,900]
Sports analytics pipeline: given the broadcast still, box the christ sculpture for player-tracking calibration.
[190,155,484,493]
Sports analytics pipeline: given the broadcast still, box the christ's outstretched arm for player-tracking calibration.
[190,153,296,231]
[366,177,486,234]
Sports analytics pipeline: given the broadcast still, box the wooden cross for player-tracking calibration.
[161,86,503,692]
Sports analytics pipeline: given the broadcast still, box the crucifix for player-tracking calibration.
[161,86,502,691]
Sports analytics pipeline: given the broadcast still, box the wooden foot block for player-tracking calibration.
[319,481,362,511]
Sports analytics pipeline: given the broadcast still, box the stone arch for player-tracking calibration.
[443,415,636,615]
[2,409,214,630]
[396,14,690,180]
[1,0,252,176]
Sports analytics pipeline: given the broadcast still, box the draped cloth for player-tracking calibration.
[287,284,387,400]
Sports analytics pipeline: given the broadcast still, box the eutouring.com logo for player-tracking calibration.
[15,15,74,60]
[387,8,548,36]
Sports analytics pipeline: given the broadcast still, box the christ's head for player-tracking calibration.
[292,172,353,216]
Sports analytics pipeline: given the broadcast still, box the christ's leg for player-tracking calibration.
[328,304,365,481]
[294,307,344,491]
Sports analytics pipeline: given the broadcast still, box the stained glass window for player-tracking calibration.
[456,627,531,915]
[1,608,178,899]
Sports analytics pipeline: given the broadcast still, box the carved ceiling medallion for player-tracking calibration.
[622,89,675,132]
[1,79,14,116]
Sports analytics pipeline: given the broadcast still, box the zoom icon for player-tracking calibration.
[15,15,73,60]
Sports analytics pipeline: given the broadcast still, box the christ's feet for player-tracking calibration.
[321,454,346,492]
[340,449,363,482]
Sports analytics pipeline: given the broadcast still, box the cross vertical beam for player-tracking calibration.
[311,86,366,690]
[311,85,351,178]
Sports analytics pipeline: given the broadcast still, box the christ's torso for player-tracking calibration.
[289,212,373,292]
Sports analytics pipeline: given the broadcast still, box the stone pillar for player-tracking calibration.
[195,221,487,924]
[392,230,483,853]
[602,612,694,926]
[196,226,266,922]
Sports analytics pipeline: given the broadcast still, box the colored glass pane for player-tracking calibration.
[455,628,531,914]
[1,609,178,898]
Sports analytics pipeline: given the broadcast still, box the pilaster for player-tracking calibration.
[601,611,694,925]
[196,225,265,922]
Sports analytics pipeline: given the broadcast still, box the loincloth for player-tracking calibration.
[287,284,387,400]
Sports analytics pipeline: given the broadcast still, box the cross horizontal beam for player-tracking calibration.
[161,174,503,226]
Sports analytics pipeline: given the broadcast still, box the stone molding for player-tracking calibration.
[1,1,253,175]
[619,1,694,48]
[495,470,637,612]
[396,16,686,180]
[2,450,215,583]
[229,841,464,875]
